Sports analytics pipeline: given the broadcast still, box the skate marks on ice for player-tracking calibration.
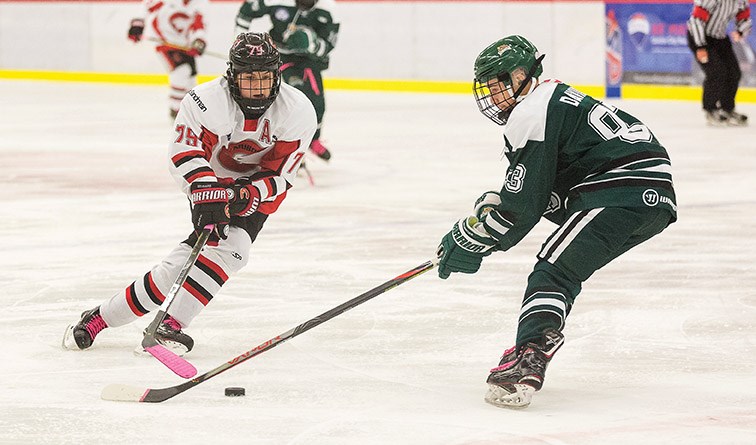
[0,82,755,444]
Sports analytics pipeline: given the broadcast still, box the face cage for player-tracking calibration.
[473,80,516,126]
[227,68,281,116]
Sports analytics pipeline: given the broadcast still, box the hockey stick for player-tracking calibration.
[101,259,438,403]
[147,37,227,60]
[287,8,302,34]
[140,224,213,379]
[300,161,315,186]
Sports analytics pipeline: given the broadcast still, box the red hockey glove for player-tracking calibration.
[188,39,206,57]
[228,181,262,217]
[128,19,144,43]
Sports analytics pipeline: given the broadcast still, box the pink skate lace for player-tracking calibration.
[490,345,518,372]
[85,315,108,340]
[309,139,328,156]
[163,316,182,331]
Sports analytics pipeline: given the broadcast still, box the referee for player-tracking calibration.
[687,0,752,126]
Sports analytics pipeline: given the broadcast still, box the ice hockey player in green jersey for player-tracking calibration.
[236,0,339,162]
[435,35,677,409]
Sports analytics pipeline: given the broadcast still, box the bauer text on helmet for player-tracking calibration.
[226,32,283,118]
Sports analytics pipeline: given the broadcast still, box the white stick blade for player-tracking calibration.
[101,384,149,402]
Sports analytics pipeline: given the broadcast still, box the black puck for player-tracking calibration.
[224,387,245,397]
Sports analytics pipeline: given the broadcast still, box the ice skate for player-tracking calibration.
[62,306,108,350]
[309,139,331,161]
[135,315,194,356]
[705,110,728,127]
[484,328,564,409]
[724,110,748,127]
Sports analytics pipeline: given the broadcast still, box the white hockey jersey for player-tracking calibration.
[137,0,208,49]
[169,77,317,215]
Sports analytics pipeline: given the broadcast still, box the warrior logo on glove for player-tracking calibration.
[190,187,229,207]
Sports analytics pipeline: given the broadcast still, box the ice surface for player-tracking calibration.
[1,80,755,444]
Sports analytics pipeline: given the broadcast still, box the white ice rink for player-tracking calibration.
[1,79,755,444]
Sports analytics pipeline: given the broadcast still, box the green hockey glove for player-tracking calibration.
[284,27,323,55]
[437,217,497,279]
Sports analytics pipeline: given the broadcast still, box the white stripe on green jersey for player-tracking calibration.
[480,80,676,252]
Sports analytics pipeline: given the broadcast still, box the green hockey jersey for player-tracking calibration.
[481,81,677,252]
[236,0,339,70]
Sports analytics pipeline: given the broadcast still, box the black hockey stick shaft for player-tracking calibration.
[140,225,213,378]
[143,225,213,341]
[118,259,437,403]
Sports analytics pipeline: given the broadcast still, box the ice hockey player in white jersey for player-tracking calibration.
[127,0,209,118]
[63,32,317,355]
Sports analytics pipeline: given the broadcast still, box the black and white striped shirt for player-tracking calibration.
[687,0,752,48]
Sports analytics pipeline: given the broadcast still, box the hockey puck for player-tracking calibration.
[225,387,246,397]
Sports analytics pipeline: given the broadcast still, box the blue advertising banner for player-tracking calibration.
[605,1,756,93]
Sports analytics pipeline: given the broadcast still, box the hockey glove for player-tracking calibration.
[228,179,262,217]
[128,19,144,43]
[188,39,206,57]
[473,191,502,220]
[284,27,323,56]
[190,182,231,239]
[437,217,497,279]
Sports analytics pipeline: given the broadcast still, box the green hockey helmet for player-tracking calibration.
[473,35,544,125]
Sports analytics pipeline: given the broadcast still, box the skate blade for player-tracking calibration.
[61,324,79,350]
[133,340,189,357]
[484,383,534,409]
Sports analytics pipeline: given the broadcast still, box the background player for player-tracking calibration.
[63,32,317,355]
[687,0,752,126]
[436,35,677,408]
[236,0,340,162]
[128,0,210,118]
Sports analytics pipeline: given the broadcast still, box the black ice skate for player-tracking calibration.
[309,139,331,161]
[484,328,564,409]
[62,306,108,350]
[724,110,748,127]
[705,110,728,127]
[136,315,194,356]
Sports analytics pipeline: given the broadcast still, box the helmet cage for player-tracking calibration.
[474,80,512,126]
[473,35,545,125]
[226,32,282,117]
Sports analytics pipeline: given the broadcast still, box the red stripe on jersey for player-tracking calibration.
[189,13,205,32]
[736,9,750,21]
[186,170,215,182]
[125,285,147,316]
[197,254,229,282]
[200,126,218,160]
[182,281,210,306]
[692,6,710,21]
[258,191,287,214]
[259,140,301,173]
[172,149,205,165]
[244,119,259,132]
[263,177,276,197]
[147,273,166,303]
[147,1,163,13]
